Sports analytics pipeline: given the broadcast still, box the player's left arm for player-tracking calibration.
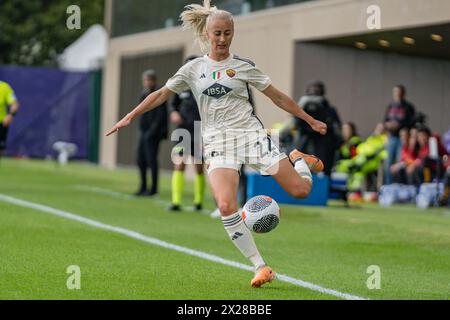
[262,84,327,135]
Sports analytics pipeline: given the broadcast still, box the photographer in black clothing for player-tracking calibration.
[136,69,168,196]
[295,81,342,176]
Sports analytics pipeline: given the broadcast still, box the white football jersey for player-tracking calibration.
[165,54,272,137]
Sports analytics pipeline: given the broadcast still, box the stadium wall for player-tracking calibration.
[293,42,450,138]
[101,0,450,168]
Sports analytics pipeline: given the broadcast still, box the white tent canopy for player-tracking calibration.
[58,24,107,71]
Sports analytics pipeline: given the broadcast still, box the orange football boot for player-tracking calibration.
[251,266,276,288]
[289,149,324,173]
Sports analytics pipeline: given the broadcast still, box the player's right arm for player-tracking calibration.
[105,86,173,136]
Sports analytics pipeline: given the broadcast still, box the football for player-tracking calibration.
[242,196,280,233]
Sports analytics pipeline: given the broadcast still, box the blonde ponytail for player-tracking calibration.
[180,0,233,52]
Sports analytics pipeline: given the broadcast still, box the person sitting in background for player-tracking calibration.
[441,126,450,205]
[444,127,450,154]
[383,85,416,184]
[390,127,419,184]
[338,122,361,161]
[439,163,450,206]
[406,126,448,186]
[335,123,387,200]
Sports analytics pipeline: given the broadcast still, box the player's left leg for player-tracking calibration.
[289,149,324,173]
[258,145,322,199]
[268,157,313,198]
[249,131,323,199]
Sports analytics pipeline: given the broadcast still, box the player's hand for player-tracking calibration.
[105,115,132,136]
[310,119,327,135]
[2,114,13,127]
[170,111,183,125]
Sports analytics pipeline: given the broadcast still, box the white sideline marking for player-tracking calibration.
[73,185,211,214]
[73,185,135,200]
[0,193,367,300]
[73,184,178,208]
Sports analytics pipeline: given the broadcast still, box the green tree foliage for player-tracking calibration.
[0,0,104,66]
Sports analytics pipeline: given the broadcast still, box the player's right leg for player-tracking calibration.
[208,167,275,287]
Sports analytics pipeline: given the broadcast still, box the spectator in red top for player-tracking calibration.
[438,127,450,206]
[390,128,418,184]
[407,126,448,186]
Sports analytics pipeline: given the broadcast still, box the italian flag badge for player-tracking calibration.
[212,71,221,80]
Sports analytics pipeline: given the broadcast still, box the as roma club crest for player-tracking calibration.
[226,69,236,78]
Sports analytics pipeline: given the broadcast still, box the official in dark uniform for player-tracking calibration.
[136,70,168,196]
[0,81,19,158]
[169,55,204,211]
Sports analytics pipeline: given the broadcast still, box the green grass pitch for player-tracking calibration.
[0,158,449,299]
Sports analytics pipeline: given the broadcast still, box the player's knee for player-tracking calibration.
[217,200,237,216]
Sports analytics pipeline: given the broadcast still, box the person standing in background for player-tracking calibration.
[135,70,168,196]
[295,81,342,176]
[168,56,205,211]
[383,85,416,184]
[0,80,19,159]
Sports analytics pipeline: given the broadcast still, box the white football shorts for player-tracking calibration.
[203,130,287,175]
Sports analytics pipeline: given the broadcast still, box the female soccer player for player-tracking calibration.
[106,0,327,288]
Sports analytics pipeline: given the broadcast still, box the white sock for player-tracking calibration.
[222,211,266,271]
[294,158,312,183]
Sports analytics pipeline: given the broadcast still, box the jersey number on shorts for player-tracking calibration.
[254,136,272,158]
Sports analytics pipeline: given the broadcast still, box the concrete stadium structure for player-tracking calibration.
[100,0,450,168]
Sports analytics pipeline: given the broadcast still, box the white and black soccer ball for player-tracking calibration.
[242,196,280,233]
